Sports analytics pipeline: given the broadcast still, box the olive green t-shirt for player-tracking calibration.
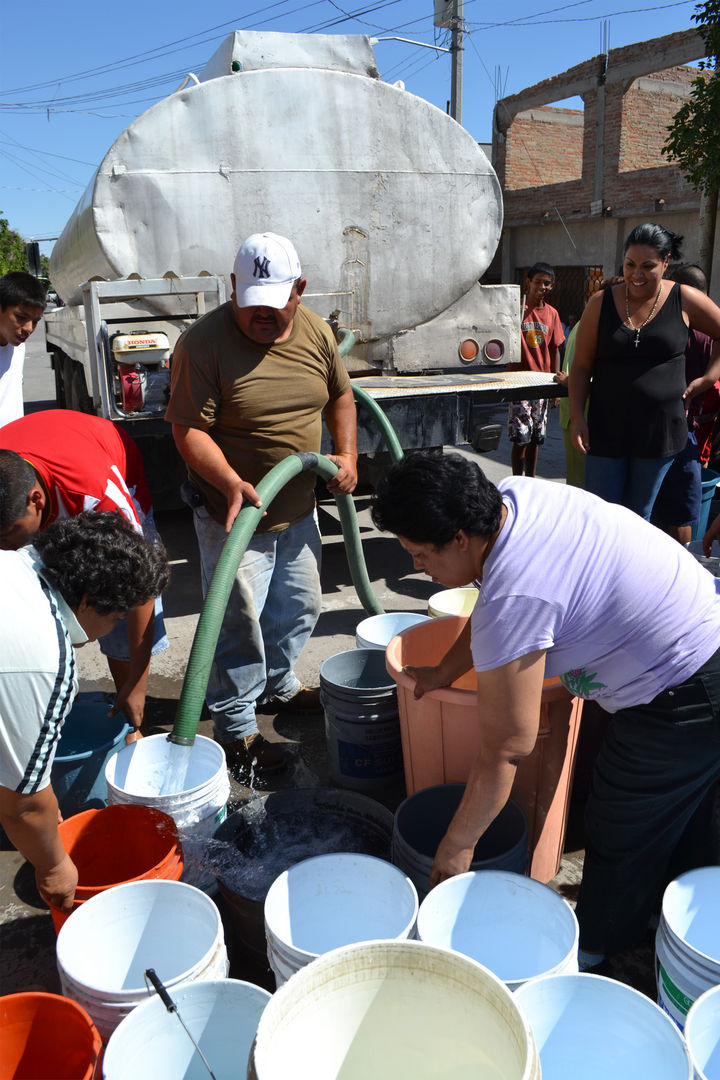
[166,302,350,531]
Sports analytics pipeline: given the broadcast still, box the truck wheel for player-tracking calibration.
[52,352,67,407]
[62,353,74,409]
[70,363,94,414]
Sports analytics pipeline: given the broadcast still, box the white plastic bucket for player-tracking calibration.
[514,972,692,1079]
[416,869,578,990]
[263,852,418,987]
[685,984,720,1080]
[427,586,479,618]
[656,867,720,1029]
[102,978,271,1079]
[56,879,228,1040]
[355,612,431,650]
[248,939,540,1080]
[105,733,230,890]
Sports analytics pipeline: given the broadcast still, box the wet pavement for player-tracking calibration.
[0,343,661,1004]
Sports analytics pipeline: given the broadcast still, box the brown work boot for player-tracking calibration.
[267,685,322,715]
[219,733,288,780]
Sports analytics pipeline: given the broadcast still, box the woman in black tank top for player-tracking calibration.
[567,223,720,520]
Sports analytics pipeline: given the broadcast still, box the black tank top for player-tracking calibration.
[588,282,689,458]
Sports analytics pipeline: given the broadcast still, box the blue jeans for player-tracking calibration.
[585,454,675,520]
[193,507,322,742]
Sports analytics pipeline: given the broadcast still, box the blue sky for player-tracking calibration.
[0,0,702,255]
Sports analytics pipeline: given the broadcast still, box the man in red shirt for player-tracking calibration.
[0,410,167,732]
[507,262,564,477]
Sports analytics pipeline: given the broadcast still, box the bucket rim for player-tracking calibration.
[661,868,720,968]
[105,732,228,802]
[320,646,398,691]
[253,938,537,1080]
[54,721,131,763]
[264,853,419,963]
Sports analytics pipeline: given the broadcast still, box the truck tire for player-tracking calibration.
[70,362,95,414]
[52,352,67,408]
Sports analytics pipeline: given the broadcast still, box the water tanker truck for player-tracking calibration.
[44,30,556,504]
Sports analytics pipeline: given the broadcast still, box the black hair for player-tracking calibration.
[33,511,169,613]
[371,451,503,545]
[0,450,37,531]
[0,272,47,312]
[527,262,555,283]
[623,223,683,261]
[668,262,708,294]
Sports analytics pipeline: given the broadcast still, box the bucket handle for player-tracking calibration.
[144,969,218,1080]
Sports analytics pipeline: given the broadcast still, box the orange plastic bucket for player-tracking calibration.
[0,991,102,1079]
[51,803,183,932]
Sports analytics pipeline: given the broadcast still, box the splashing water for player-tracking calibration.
[158,742,194,796]
[194,803,391,901]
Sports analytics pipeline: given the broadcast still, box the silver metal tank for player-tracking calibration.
[50,32,504,346]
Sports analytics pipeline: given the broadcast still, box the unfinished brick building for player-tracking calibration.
[490,29,715,318]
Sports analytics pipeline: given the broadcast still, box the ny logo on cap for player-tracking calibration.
[253,256,271,279]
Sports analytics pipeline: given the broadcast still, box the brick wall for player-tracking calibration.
[505,107,584,190]
[495,30,708,228]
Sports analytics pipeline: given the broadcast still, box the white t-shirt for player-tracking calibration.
[0,341,25,427]
[470,477,720,712]
[0,547,85,793]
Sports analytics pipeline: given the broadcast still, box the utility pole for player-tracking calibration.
[450,0,464,124]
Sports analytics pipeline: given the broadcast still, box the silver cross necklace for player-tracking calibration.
[625,284,662,348]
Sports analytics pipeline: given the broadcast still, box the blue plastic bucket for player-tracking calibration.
[691,468,720,542]
[51,698,129,817]
[392,784,529,899]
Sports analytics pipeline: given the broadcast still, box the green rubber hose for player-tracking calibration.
[351,382,404,463]
[171,451,383,744]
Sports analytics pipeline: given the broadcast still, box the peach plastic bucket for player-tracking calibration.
[385,614,584,883]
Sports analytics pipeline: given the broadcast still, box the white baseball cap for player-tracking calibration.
[232,233,302,309]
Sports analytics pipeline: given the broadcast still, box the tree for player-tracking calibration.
[0,214,28,276]
[663,1,720,283]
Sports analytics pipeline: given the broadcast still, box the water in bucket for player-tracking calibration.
[249,940,540,1080]
[209,791,392,902]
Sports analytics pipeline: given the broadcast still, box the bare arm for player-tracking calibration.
[108,598,155,733]
[0,783,77,911]
[568,291,603,453]
[429,649,547,888]
[405,617,473,697]
[323,387,358,494]
[681,285,720,401]
[171,423,262,534]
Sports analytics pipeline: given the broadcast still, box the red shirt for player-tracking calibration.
[508,301,564,373]
[0,411,151,531]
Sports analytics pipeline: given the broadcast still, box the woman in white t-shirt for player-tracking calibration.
[371,450,720,969]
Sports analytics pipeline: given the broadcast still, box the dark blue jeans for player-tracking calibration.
[575,645,720,956]
[585,453,675,520]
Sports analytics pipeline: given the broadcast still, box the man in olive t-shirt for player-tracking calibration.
[166,233,357,778]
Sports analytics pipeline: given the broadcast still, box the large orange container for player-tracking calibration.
[386,615,584,883]
[51,803,183,932]
[0,992,102,1079]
